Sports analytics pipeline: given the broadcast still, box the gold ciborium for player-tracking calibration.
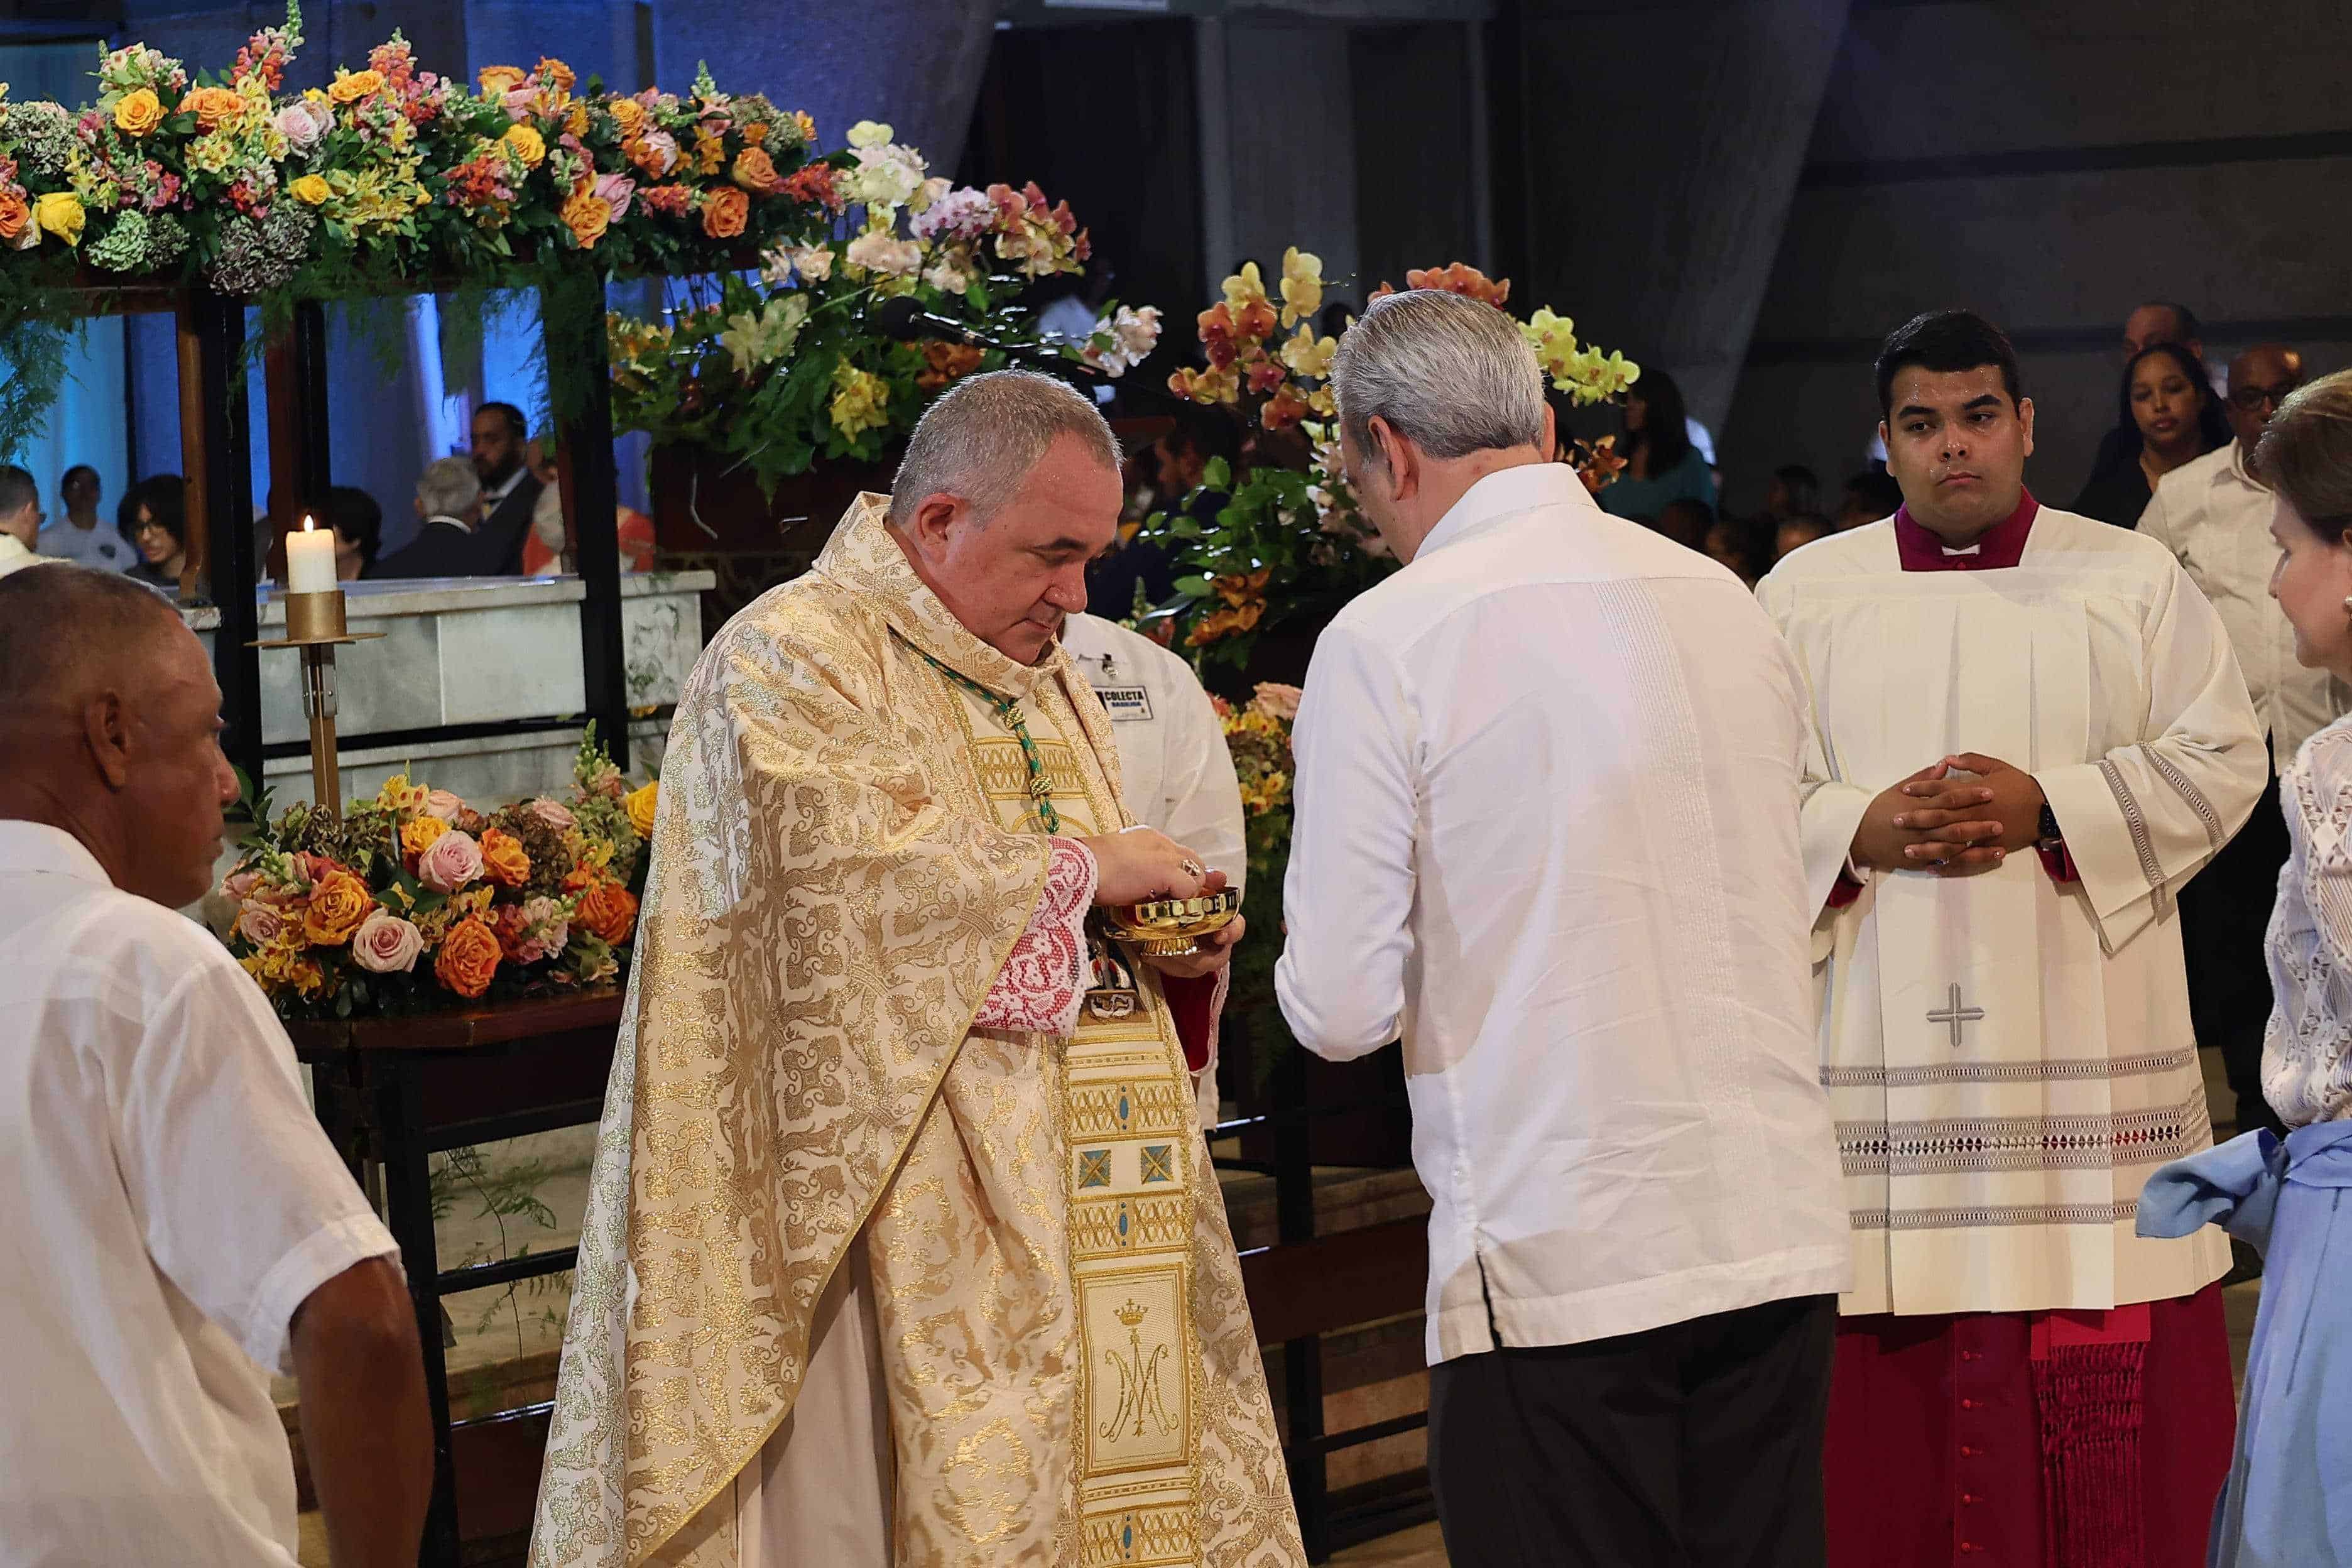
[1102,888,1244,959]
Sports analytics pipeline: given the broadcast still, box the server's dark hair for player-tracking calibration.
[1875,310,2022,417]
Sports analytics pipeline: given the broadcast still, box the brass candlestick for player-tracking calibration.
[251,589,384,816]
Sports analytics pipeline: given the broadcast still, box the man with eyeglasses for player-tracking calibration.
[2141,344,2344,1145]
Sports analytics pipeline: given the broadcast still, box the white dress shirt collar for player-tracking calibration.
[2221,439,2263,494]
[1415,460,1594,560]
[482,465,528,506]
[0,819,110,886]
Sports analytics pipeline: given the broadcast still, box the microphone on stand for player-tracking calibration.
[864,294,1102,381]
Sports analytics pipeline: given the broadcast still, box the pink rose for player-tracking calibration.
[526,797,577,831]
[275,97,330,151]
[422,789,465,822]
[592,171,634,221]
[350,909,424,973]
[237,898,286,945]
[416,828,484,893]
[222,868,261,902]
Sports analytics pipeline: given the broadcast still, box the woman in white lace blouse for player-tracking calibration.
[2140,370,2352,1565]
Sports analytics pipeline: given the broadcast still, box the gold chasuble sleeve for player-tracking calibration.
[532,496,1305,1568]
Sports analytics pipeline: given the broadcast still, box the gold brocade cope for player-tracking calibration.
[530,494,1305,1568]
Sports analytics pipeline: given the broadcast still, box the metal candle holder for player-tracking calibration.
[250,589,384,816]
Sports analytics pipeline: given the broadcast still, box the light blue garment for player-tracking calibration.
[2138,1121,2352,1565]
[1595,446,1718,522]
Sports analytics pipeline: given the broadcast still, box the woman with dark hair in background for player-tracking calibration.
[119,475,197,597]
[327,486,383,581]
[1596,368,1718,522]
[2071,341,2231,527]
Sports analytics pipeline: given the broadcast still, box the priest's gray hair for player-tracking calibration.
[888,369,1119,528]
[415,455,481,521]
[1333,288,1546,469]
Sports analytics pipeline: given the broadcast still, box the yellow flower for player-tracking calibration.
[290,173,330,207]
[1278,246,1323,329]
[624,780,659,838]
[478,65,526,96]
[564,101,589,139]
[33,192,83,246]
[1221,261,1268,315]
[1280,327,1336,380]
[791,110,817,145]
[113,87,162,138]
[828,361,891,440]
[401,815,451,863]
[328,68,384,105]
[609,97,646,137]
[502,122,547,169]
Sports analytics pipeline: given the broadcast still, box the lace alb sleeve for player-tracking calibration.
[2263,726,2352,1125]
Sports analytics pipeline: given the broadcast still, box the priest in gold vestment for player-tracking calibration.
[530,371,1306,1568]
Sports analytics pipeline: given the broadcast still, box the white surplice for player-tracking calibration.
[1758,504,2265,1315]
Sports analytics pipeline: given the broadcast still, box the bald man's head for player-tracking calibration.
[0,565,237,907]
[2227,344,2307,455]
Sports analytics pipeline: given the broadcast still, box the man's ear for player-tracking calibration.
[83,690,133,792]
[908,493,963,551]
[2018,397,2037,461]
[1370,416,1418,499]
[1541,401,1559,462]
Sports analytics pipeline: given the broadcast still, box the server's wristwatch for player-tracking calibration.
[2035,802,2064,852]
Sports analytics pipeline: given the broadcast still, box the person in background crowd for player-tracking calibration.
[1766,464,1821,521]
[326,487,382,582]
[517,437,655,577]
[1090,404,1235,617]
[2139,343,2332,1143]
[1597,368,1718,522]
[2083,300,2213,484]
[1653,496,1713,553]
[120,475,194,597]
[2137,368,2352,1567]
[0,464,57,580]
[1703,508,1771,586]
[1833,468,1903,531]
[368,457,484,580]
[0,565,432,1567]
[468,401,541,576]
[37,466,133,573]
[2071,342,2232,528]
[1773,512,1834,562]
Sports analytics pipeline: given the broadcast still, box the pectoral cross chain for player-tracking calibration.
[1927,983,1986,1049]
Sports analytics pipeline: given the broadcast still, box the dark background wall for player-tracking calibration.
[1716,0,2352,518]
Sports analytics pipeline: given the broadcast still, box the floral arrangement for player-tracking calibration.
[0,3,834,454]
[219,733,656,1018]
[1215,682,1302,1077]
[1133,253,1639,667]
[606,119,1160,491]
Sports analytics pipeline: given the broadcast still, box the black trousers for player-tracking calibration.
[2181,771,2290,1138]
[1428,1293,1836,1568]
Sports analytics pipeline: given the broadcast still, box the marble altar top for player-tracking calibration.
[179,570,716,631]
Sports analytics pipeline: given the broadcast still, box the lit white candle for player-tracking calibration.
[286,514,338,595]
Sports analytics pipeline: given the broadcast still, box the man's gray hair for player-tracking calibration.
[1333,288,1547,466]
[888,369,1119,527]
[416,455,482,521]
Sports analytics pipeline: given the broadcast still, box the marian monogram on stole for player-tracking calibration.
[961,692,1207,1567]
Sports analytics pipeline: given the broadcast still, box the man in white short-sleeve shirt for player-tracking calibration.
[0,564,430,1567]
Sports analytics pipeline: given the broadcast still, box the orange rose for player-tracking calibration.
[536,57,576,93]
[564,101,589,139]
[433,915,502,999]
[560,183,613,249]
[401,814,451,867]
[327,69,384,106]
[478,65,526,95]
[700,185,748,240]
[181,85,246,131]
[608,97,646,137]
[479,826,532,888]
[0,192,28,241]
[731,146,780,193]
[574,879,638,945]
[302,869,374,945]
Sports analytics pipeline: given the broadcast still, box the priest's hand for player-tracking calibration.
[1077,827,1229,906]
[1852,761,2007,876]
[1143,915,1248,980]
[1944,753,2049,852]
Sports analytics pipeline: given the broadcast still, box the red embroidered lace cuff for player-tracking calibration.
[974,837,1096,1035]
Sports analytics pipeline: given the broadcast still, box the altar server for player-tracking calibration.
[0,565,430,1567]
[1758,310,2264,1568]
[1277,286,1849,1567]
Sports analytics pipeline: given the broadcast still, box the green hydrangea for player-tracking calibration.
[6,101,79,178]
[85,209,190,274]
